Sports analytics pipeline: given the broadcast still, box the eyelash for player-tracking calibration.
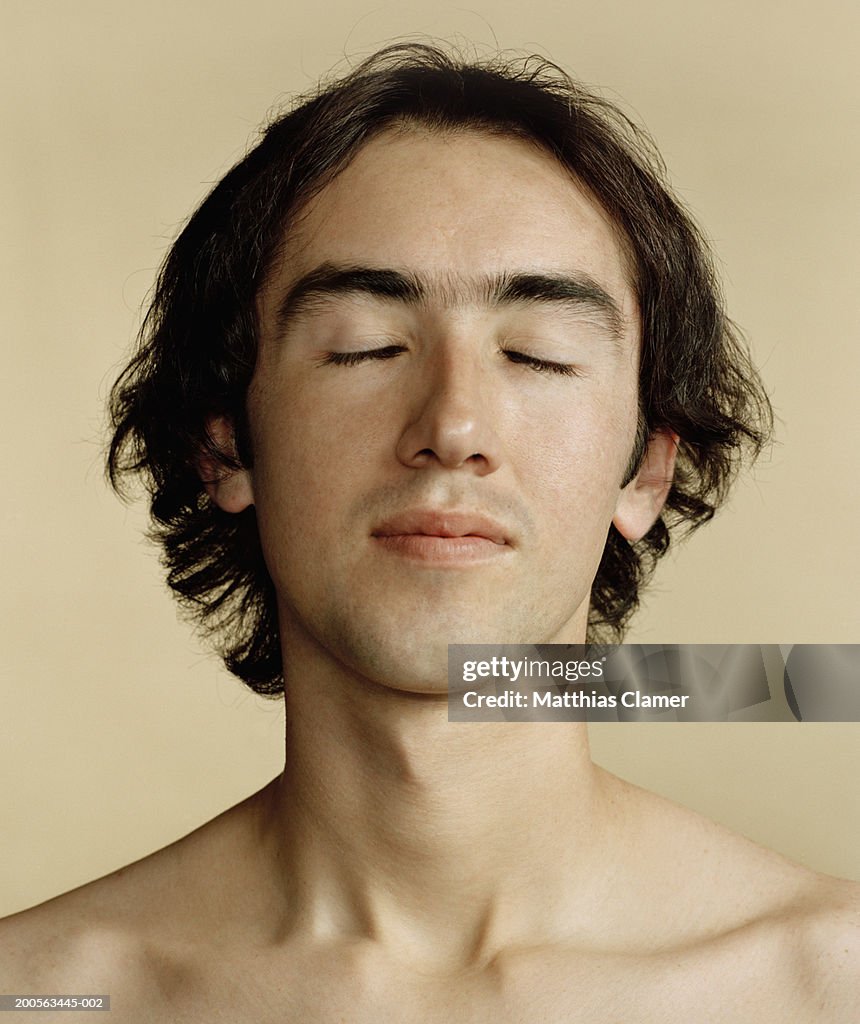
[320,345,407,366]
[500,349,581,377]
[320,346,581,377]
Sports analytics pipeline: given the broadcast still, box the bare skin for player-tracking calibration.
[1,765,858,1022]
[2,129,857,1020]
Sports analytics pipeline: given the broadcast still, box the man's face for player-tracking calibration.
[234,127,657,693]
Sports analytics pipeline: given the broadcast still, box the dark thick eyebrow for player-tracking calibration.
[273,262,626,340]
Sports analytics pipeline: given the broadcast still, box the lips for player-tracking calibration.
[371,510,510,546]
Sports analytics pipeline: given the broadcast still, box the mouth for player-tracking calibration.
[371,510,512,563]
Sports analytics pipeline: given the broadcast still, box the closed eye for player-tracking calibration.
[317,345,581,377]
[318,345,407,367]
[501,349,582,377]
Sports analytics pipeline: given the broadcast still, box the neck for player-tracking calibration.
[260,634,620,969]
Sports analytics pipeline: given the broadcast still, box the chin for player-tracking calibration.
[284,577,592,695]
[331,619,465,695]
[324,602,584,697]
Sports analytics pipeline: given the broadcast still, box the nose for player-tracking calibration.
[394,348,504,475]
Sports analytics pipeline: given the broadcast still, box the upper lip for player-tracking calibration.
[371,510,510,545]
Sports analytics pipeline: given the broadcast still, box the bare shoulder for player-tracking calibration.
[0,784,273,1018]
[793,874,860,1022]
[0,885,158,1020]
[599,771,860,1019]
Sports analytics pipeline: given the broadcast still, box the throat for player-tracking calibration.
[262,678,610,963]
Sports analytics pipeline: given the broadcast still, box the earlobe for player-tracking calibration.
[197,416,255,514]
[612,430,678,542]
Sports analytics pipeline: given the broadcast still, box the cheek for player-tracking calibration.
[512,390,637,511]
[248,379,379,540]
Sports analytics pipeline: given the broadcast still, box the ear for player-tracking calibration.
[197,415,254,514]
[612,430,678,542]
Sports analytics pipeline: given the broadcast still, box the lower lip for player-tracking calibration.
[373,534,510,564]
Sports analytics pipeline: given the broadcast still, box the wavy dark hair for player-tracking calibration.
[107,42,772,697]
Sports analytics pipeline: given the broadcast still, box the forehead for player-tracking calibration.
[262,126,637,327]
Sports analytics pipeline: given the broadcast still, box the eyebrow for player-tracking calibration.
[272,262,626,340]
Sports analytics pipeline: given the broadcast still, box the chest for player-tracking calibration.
[138,943,809,1024]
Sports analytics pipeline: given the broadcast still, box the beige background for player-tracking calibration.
[1,1,858,917]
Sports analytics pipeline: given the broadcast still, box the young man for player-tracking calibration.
[2,43,857,1021]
